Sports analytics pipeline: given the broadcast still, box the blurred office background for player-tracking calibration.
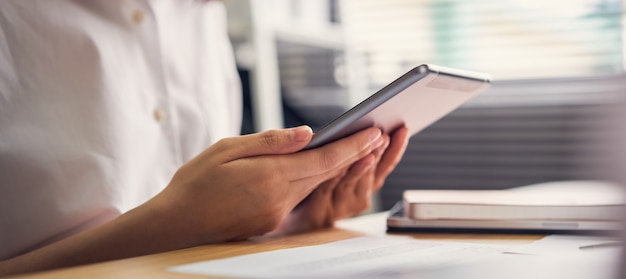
[224,0,626,211]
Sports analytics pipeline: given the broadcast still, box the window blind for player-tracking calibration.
[341,0,624,84]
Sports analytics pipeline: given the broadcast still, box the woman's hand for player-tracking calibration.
[271,126,410,235]
[149,125,386,245]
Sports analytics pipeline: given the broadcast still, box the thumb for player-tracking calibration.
[217,125,313,161]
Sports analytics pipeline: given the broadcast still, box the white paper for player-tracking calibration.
[450,235,624,279]
[505,234,623,256]
[421,250,622,279]
[169,236,510,278]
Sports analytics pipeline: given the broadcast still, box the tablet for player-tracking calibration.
[386,202,621,235]
[303,64,492,150]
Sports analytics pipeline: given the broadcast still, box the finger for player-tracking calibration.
[353,170,374,204]
[288,167,349,203]
[293,171,345,212]
[355,179,374,201]
[349,154,377,179]
[214,126,313,162]
[374,126,410,188]
[334,170,374,219]
[312,173,345,200]
[318,138,383,213]
[352,158,377,200]
[331,154,376,197]
[278,164,347,210]
[368,135,390,191]
[327,154,375,216]
[309,169,347,200]
[280,127,383,181]
[372,134,391,163]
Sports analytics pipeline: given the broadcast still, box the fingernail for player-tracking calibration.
[382,137,391,149]
[372,135,385,149]
[292,125,312,142]
[369,128,382,143]
[373,137,389,157]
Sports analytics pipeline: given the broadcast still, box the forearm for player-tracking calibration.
[0,199,200,276]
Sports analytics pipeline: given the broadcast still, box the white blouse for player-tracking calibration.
[0,0,242,259]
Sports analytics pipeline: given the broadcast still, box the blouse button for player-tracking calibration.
[153,108,166,122]
[132,10,145,24]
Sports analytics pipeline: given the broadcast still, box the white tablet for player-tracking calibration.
[304,64,492,150]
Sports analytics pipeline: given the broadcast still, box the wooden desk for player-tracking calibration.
[12,212,542,279]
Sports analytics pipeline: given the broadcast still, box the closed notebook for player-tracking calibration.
[403,181,626,221]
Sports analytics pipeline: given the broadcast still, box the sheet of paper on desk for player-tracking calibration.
[505,234,623,256]
[453,235,623,279]
[169,236,511,278]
